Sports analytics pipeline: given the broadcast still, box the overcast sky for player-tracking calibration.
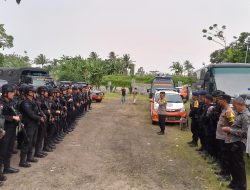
[1,0,250,73]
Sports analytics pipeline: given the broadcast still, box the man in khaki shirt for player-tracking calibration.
[157,92,167,135]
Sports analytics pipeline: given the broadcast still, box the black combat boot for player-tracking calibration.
[43,146,53,152]
[34,152,46,158]
[3,161,20,174]
[19,154,31,168]
[27,156,38,163]
[0,165,7,181]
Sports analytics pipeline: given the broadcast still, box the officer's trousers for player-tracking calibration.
[191,120,199,143]
[228,141,246,190]
[158,114,166,132]
[35,124,47,154]
[20,126,38,160]
[217,139,230,175]
[0,126,16,168]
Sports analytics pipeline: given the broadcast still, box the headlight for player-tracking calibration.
[180,107,185,112]
[154,103,159,111]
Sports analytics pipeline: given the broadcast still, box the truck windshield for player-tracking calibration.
[213,67,250,97]
[154,93,182,103]
[32,77,53,87]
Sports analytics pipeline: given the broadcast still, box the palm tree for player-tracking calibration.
[34,54,49,68]
[89,52,99,60]
[108,51,117,60]
[183,60,194,76]
[121,54,133,75]
[169,62,183,75]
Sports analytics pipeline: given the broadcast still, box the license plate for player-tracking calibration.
[167,117,176,121]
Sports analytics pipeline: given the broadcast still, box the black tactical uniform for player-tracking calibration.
[0,85,20,179]
[34,86,49,158]
[19,85,43,167]
[188,91,200,146]
[0,104,5,186]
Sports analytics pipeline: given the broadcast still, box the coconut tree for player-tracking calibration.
[169,62,183,75]
[183,60,194,76]
[34,54,49,68]
[89,52,99,60]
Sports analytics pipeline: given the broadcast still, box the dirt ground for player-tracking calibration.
[3,95,224,190]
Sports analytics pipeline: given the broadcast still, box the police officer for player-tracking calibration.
[0,84,20,174]
[222,96,249,190]
[34,86,49,158]
[188,91,200,147]
[196,90,207,152]
[157,91,167,135]
[43,88,56,152]
[19,85,45,167]
[201,94,214,158]
[0,123,5,187]
[216,94,234,181]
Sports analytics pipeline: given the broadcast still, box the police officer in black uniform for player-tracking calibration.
[34,86,49,158]
[0,84,20,174]
[19,85,45,167]
[0,115,5,187]
[188,91,200,147]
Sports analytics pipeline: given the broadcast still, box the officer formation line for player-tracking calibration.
[187,90,249,190]
[0,84,93,187]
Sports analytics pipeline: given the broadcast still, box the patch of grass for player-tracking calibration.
[104,92,149,101]
[104,94,250,189]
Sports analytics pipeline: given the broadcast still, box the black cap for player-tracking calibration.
[199,90,207,96]
[192,91,199,97]
[218,94,231,103]
[212,90,225,97]
[205,94,213,101]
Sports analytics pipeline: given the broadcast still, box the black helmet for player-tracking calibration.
[60,86,66,92]
[24,85,36,95]
[52,88,59,94]
[48,88,54,96]
[2,84,15,96]
[37,86,48,95]
[19,84,28,94]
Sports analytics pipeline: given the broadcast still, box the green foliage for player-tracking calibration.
[133,75,154,84]
[102,75,154,88]
[87,59,104,88]
[1,53,31,68]
[55,56,88,82]
[0,53,4,66]
[0,24,14,50]
[172,75,197,86]
[210,32,250,63]
[102,75,132,87]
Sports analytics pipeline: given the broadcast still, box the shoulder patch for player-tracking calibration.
[194,100,199,108]
[226,110,234,123]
